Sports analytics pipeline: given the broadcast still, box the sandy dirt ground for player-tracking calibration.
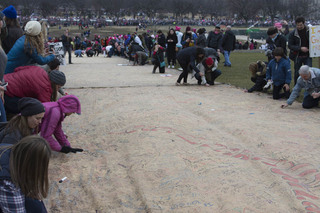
[45,55,320,213]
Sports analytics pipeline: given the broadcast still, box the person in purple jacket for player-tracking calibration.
[40,95,83,153]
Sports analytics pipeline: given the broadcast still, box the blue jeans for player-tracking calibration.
[224,51,231,66]
[294,56,312,84]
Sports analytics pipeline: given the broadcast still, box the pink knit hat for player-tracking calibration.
[175,26,181,31]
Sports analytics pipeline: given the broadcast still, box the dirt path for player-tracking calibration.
[45,55,320,212]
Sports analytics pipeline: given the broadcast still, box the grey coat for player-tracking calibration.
[287,68,320,105]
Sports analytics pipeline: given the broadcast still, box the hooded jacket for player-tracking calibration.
[4,66,53,102]
[40,95,81,152]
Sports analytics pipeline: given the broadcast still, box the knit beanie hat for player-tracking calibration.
[49,70,66,86]
[175,26,181,31]
[18,97,45,116]
[2,5,17,19]
[206,57,214,66]
[186,26,191,32]
[25,21,41,36]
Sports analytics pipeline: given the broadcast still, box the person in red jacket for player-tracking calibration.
[4,66,66,115]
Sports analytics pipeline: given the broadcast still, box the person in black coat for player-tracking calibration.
[1,6,24,54]
[288,16,312,85]
[206,25,223,53]
[176,46,205,85]
[222,26,236,67]
[166,28,178,68]
[156,30,166,48]
[266,26,287,62]
[196,28,207,48]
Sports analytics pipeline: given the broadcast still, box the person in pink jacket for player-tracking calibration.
[40,95,83,153]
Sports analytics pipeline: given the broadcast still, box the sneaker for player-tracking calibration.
[168,65,171,68]
[172,65,175,68]
[175,82,181,86]
[183,82,190,85]
[178,68,183,71]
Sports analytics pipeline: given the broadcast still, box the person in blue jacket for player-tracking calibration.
[266,47,291,99]
[5,21,55,74]
[0,135,51,212]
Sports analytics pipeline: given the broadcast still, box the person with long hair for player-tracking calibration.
[40,95,83,153]
[166,28,178,68]
[176,46,205,86]
[0,97,45,144]
[266,47,292,100]
[0,135,51,212]
[1,5,23,54]
[4,66,65,115]
[5,21,55,74]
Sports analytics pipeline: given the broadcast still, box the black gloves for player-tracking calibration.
[60,146,83,154]
[70,148,83,153]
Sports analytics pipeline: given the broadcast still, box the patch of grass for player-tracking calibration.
[218,51,265,89]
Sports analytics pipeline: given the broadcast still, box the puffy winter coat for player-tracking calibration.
[4,66,53,102]
[40,95,81,152]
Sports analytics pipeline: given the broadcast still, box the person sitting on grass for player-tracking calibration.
[265,47,291,100]
[281,65,320,109]
[245,60,267,93]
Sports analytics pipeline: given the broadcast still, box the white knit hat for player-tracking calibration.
[25,21,41,36]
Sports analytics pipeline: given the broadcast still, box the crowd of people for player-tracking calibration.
[0,5,83,212]
[0,4,320,212]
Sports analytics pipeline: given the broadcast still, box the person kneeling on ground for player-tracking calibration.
[4,66,66,115]
[282,65,320,109]
[40,95,83,153]
[152,44,165,73]
[0,97,45,144]
[0,135,51,212]
[74,49,83,57]
[266,47,291,100]
[134,51,148,66]
[193,56,221,86]
[245,60,267,93]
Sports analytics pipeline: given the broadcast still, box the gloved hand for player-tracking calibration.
[70,147,83,153]
[60,146,72,153]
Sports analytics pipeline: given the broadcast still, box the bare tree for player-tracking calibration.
[261,0,285,24]
[285,0,316,20]
[227,0,261,24]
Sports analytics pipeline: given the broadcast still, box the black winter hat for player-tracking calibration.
[49,70,66,86]
[18,97,45,116]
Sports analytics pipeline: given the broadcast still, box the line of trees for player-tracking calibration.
[1,0,319,24]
